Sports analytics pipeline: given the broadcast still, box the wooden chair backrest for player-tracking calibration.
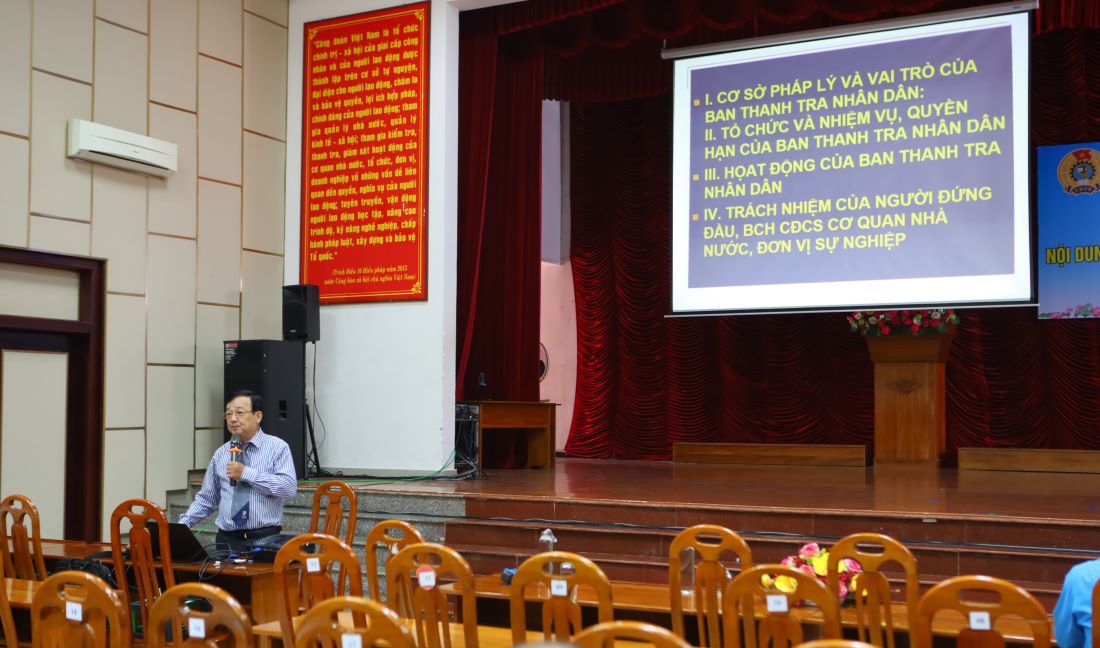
[110,498,175,635]
[509,550,614,645]
[574,620,693,648]
[0,494,48,581]
[827,533,920,648]
[31,570,130,648]
[668,524,753,646]
[146,582,252,648]
[0,557,19,647]
[386,542,478,648]
[309,480,358,547]
[794,641,880,648]
[364,519,424,602]
[723,564,841,648]
[274,532,363,646]
[293,595,415,648]
[913,575,1051,648]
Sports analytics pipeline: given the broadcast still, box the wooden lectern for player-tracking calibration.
[464,401,557,469]
[865,330,954,464]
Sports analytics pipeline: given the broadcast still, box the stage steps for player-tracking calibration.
[439,498,1095,611]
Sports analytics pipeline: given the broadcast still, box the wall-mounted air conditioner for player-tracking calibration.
[66,119,178,178]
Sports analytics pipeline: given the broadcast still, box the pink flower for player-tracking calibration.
[841,558,862,574]
[798,563,816,578]
[798,543,820,559]
[780,556,798,568]
[837,582,849,599]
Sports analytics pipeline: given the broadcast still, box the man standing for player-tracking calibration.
[179,389,297,552]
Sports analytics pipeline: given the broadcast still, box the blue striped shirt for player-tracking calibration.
[178,430,297,530]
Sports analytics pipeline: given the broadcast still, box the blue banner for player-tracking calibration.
[1037,143,1100,318]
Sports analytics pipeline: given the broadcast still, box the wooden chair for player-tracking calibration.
[110,498,176,636]
[274,532,363,647]
[826,533,920,648]
[509,550,614,644]
[31,570,130,648]
[795,641,879,648]
[722,564,841,648]
[575,620,693,648]
[0,494,48,581]
[309,480,358,547]
[146,582,252,648]
[913,575,1051,648]
[669,524,753,646]
[0,557,20,647]
[364,519,424,603]
[293,595,415,648]
[386,542,478,648]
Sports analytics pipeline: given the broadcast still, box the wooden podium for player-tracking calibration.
[465,401,557,469]
[865,330,954,464]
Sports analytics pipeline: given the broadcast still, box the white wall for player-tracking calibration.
[0,0,289,538]
[539,261,577,450]
[286,0,460,473]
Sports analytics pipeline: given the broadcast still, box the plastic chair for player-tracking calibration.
[110,498,176,635]
[364,519,425,603]
[31,570,130,648]
[575,620,692,648]
[146,582,252,647]
[913,575,1051,648]
[0,494,48,581]
[669,524,753,646]
[509,550,614,644]
[274,532,363,647]
[386,542,478,648]
[827,533,920,648]
[723,564,841,648]
[309,480,358,547]
[293,595,415,648]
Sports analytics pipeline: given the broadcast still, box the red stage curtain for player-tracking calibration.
[458,0,1100,460]
[456,13,544,406]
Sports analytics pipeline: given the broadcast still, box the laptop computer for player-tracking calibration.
[145,522,220,564]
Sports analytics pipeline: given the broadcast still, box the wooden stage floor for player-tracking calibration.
[369,457,1100,525]
[349,458,1100,608]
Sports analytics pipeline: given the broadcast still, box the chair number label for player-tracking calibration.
[766,594,789,613]
[65,601,82,622]
[969,611,991,630]
[342,633,363,648]
[189,618,206,638]
[550,579,568,597]
[306,557,321,573]
[417,566,436,590]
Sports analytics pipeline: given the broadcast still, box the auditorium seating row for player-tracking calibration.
[0,485,1065,647]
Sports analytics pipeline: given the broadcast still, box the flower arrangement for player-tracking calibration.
[762,542,862,600]
[847,308,958,336]
[1039,303,1100,319]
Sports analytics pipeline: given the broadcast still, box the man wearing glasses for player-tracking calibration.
[178,389,297,552]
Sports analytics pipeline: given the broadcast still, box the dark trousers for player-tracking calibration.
[215,525,281,554]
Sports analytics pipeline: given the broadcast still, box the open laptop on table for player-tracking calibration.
[145,522,225,564]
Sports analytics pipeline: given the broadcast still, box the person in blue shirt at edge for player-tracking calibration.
[1054,559,1100,648]
[178,389,297,552]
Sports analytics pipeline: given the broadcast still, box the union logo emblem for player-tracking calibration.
[1058,148,1100,195]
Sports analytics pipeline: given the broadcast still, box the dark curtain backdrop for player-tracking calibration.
[457,0,1100,460]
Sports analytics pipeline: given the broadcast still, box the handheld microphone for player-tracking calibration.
[228,438,242,486]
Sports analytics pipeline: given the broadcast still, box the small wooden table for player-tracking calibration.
[463,401,557,469]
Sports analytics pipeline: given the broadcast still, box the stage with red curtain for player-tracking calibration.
[455,0,1100,463]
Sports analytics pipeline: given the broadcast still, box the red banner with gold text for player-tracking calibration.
[301,3,429,303]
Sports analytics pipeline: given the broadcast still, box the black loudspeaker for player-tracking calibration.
[282,284,320,342]
[224,340,307,478]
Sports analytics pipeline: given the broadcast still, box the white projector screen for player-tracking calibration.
[670,9,1032,315]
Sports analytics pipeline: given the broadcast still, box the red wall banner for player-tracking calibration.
[301,3,429,303]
